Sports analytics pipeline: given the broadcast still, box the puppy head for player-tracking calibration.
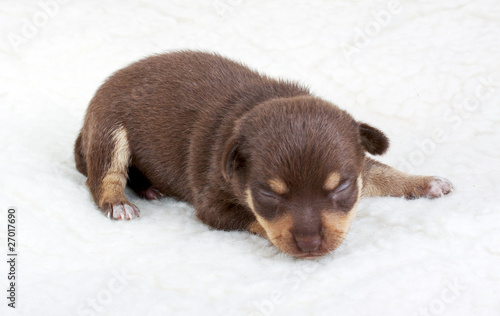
[222,96,388,258]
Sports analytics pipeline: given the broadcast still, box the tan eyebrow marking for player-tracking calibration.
[324,172,341,191]
[268,178,289,195]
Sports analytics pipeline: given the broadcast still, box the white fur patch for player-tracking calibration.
[427,177,454,198]
[104,203,140,220]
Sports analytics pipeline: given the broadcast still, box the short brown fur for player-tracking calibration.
[75,51,453,257]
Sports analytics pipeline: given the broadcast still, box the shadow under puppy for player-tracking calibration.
[75,51,453,258]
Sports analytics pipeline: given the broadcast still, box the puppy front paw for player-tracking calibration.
[103,202,141,220]
[424,176,454,199]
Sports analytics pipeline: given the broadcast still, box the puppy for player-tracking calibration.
[75,51,453,258]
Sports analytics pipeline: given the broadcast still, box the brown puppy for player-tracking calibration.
[75,51,453,258]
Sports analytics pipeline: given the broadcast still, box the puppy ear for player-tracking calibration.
[358,122,389,155]
[221,134,247,182]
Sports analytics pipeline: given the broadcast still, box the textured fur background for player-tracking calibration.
[1,1,499,315]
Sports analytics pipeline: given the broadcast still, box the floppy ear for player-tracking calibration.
[358,123,389,155]
[221,134,247,182]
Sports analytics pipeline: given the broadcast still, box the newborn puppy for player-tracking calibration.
[75,51,453,258]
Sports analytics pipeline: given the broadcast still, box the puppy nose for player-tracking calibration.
[294,235,322,253]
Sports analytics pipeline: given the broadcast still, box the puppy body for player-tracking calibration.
[75,51,453,257]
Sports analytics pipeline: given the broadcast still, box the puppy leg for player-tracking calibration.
[247,221,268,238]
[196,203,256,231]
[362,157,453,199]
[86,125,140,220]
[194,189,255,231]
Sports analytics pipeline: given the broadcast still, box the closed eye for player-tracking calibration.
[335,180,351,193]
[329,178,358,211]
[259,189,281,201]
[328,179,353,199]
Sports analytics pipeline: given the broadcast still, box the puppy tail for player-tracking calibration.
[74,131,87,176]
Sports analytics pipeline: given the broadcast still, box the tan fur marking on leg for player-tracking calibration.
[362,162,398,197]
[324,171,341,191]
[362,158,444,198]
[268,178,288,195]
[99,126,131,208]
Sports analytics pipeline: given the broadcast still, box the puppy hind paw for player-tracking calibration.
[425,177,454,199]
[144,187,163,200]
[137,187,163,200]
[103,202,141,220]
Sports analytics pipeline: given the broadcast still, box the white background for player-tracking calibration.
[1,0,499,315]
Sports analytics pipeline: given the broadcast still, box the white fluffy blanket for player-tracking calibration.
[1,1,499,315]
